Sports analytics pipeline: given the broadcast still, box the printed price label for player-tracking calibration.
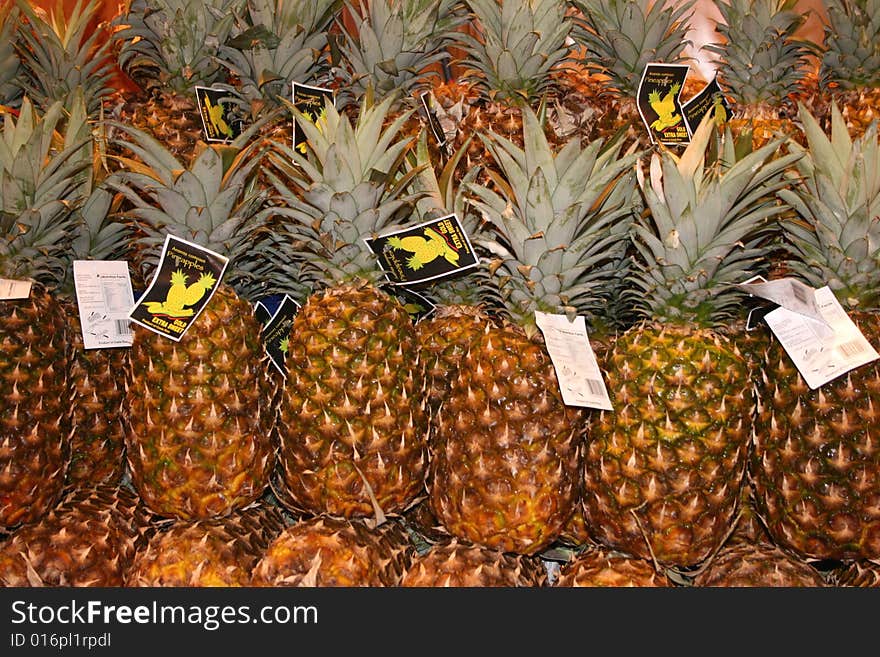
[0,278,32,300]
[535,311,612,410]
[762,286,879,389]
[73,260,135,349]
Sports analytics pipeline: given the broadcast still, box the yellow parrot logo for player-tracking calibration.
[297,106,327,154]
[144,269,217,317]
[203,95,233,139]
[649,83,683,132]
[386,227,459,271]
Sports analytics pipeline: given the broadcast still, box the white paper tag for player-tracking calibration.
[0,278,32,300]
[737,275,828,327]
[763,286,879,389]
[73,260,135,349]
[535,311,613,410]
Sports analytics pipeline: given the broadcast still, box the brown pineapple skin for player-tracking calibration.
[752,312,880,561]
[694,542,827,587]
[583,323,753,567]
[400,538,547,587]
[834,560,880,587]
[127,501,287,587]
[276,281,428,519]
[0,285,71,530]
[123,284,276,520]
[0,483,152,587]
[429,323,585,555]
[251,515,414,587]
[553,548,671,587]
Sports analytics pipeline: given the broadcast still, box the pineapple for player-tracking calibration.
[834,560,880,587]
[693,542,828,586]
[251,515,415,586]
[0,97,92,530]
[428,106,640,555]
[268,94,429,520]
[127,500,287,586]
[582,114,801,568]
[107,123,278,520]
[567,0,696,145]
[113,0,245,161]
[753,104,880,561]
[13,0,116,117]
[0,1,23,108]
[0,483,153,587]
[552,547,672,586]
[333,0,466,110]
[703,0,820,148]
[817,0,880,139]
[399,537,548,586]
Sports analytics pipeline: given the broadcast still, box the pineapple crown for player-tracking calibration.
[216,0,340,107]
[777,103,880,311]
[704,0,820,107]
[0,96,91,286]
[466,104,641,333]
[820,0,880,90]
[115,0,245,96]
[13,0,116,117]
[333,0,467,110]
[459,0,575,106]
[632,111,802,327]
[570,0,696,98]
[264,92,423,295]
[105,120,283,302]
[0,2,23,108]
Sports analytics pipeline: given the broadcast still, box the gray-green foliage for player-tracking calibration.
[820,0,880,90]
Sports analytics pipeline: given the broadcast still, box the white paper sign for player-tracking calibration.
[763,286,879,389]
[73,260,135,349]
[737,275,828,329]
[535,311,613,410]
[0,278,32,300]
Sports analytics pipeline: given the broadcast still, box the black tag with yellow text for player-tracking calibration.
[292,82,335,154]
[195,86,243,143]
[682,75,731,134]
[419,91,447,147]
[381,284,436,323]
[637,63,690,145]
[365,214,479,286]
[128,235,229,341]
[255,294,300,376]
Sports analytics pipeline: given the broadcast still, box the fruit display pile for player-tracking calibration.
[1,0,879,588]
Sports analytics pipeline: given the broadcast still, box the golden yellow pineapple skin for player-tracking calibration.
[583,323,753,567]
[0,285,71,530]
[123,284,276,520]
[429,323,585,555]
[276,281,428,519]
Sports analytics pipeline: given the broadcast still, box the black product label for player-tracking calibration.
[682,75,730,134]
[365,214,479,286]
[637,63,691,145]
[128,235,229,342]
[195,86,243,142]
[419,91,447,147]
[255,294,300,376]
[381,284,436,323]
[292,82,335,154]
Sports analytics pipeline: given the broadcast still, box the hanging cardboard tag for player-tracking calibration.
[365,214,479,286]
[195,86,243,143]
[682,75,730,133]
[0,278,32,300]
[762,286,879,389]
[128,235,229,342]
[419,91,447,147]
[73,260,135,349]
[535,311,612,410]
[637,63,690,145]
[380,283,436,322]
[255,294,300,376]
[737,275,830,332]
[292,82,335,154]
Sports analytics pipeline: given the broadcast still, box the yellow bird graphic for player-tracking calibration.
[203,95,233,139]
[145,269,217,317]
[649,82,683,132]
[386,227,459,271]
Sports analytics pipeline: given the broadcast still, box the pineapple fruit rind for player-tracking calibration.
[553,547,672,587]
[693,541,828,587]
